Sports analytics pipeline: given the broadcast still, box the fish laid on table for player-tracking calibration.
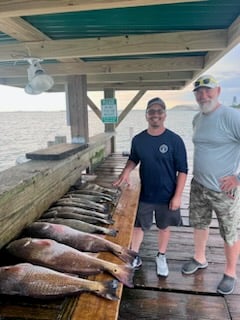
[55,198,108,213]
[67,191,114,203]
[41,210,114,225]
[6,238,135,287]
[77,183,120,196]
[39,217,117,236]
[0,263,119,300]
[64,191,112,203]
[24,222,138,265]
[48,205,112,220]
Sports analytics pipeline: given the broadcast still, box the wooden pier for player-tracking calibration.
[0,153,240,320]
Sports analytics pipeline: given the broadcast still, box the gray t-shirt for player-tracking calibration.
[192,105,240,191]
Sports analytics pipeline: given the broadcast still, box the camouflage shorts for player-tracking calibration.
[189,178,240,245]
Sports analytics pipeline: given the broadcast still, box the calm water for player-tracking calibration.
[0,109,197,172]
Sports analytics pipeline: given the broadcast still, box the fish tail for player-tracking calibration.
[112,247,138,265]
[111,264,135,288]
[101,227,118,237]
[96,280,119,301]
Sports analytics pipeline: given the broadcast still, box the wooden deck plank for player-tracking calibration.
[119,289,230,320]
[225,295,240,320]
[133,259,240,295]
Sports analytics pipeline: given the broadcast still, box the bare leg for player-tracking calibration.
[194,228,209,264]
[158,227,170,254]
[131,227,144,252]
[224,240,240,277]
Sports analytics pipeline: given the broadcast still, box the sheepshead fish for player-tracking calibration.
[39,217,117,237]
[0,263,119,300]
[24,222,137,265]
[6,238,135,287]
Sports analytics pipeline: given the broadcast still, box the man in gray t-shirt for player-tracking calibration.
[182,74,240,295]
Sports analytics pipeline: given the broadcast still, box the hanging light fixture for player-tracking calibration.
[24,58,54,94]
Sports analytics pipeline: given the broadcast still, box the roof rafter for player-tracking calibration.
[0,56,204,77]
[0,29,227,62]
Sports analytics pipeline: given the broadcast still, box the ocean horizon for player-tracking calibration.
[0,108,197,173]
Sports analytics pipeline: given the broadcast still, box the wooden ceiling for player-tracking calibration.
[0,0,239,92]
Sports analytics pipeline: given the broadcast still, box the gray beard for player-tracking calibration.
[199,97,218,114]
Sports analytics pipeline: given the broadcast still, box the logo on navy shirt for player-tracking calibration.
[159,144,168,153]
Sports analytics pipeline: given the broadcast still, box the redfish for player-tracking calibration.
[6,238,135,287]
[24,222,137,265]
[0,263,119,300]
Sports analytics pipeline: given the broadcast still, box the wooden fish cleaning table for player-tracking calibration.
[71,155,140,320]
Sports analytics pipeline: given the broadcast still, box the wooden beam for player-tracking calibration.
[87,96,102,119]
[66,75,89,144]
[87,81,184,90]
[0,17,81,63]
[184,16,240,88]
[117,90,146,126]
[88,71,193,83]
[0,1,205,18]
[0,57,204,78]
[0,30,227,61]
[0,79,185,91]
[0,17,49,41]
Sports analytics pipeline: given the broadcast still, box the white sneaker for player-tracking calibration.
[156,253,169,277]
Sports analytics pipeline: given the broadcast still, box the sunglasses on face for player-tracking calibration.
[194,77,217,88]
[146,108,165,115]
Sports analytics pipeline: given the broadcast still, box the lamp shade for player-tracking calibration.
[24,59,54,94]
[30,71,54,92]
[24,83,42,95]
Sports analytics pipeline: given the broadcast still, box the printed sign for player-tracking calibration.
[101,98,118,123]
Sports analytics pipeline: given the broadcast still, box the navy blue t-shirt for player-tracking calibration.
[129,129,188,204]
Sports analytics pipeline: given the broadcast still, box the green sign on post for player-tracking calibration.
[101,98,118,123]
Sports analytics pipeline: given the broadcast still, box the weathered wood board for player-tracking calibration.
[119,289,229,320]
[26,143,88,160]
[0,133,113,250]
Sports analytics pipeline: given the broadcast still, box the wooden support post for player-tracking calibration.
[104,88,116,153]
[66,75,89,144]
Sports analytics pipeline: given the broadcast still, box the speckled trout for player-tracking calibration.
[24,222,137,265]
[7,238,135,287]
[0,263,119,300]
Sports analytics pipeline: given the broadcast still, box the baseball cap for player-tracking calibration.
[146,97,166,110]
[193,75,219,91]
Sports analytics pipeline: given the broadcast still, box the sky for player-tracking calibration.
[0,43,239,112]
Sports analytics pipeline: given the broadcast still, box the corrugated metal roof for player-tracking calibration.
[0,0,239,91]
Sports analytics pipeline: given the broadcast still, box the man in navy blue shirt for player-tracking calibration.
[113,97,188,277]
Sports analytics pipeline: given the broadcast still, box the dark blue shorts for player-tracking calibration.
[134,201,182,230]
